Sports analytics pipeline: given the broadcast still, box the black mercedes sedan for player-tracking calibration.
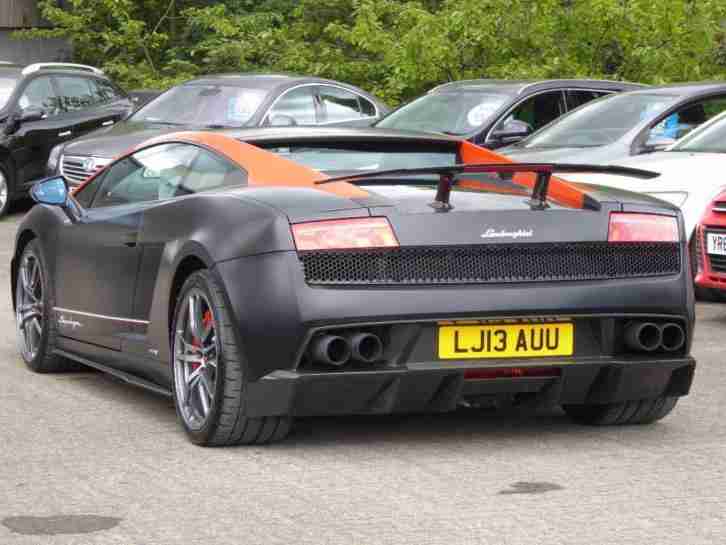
[15,128,695,446]
[47,74,388,186]
[375,79,644,148]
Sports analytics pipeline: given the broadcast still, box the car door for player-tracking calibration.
[316,85,379,125]
[484,90,567,147]
[54,75,112,139]
[7,74,69,188]
[264,85,320,126]
[55,142,199,352]
[638,94,726,153]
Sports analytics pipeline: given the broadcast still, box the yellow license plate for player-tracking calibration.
[438,323,574,359]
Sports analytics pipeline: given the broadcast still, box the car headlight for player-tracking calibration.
[646,192,689,207]
[47,144,64,174]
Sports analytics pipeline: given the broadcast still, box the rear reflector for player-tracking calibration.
[608,213,678,242]
[292,217,399,251]
[464,367,562,380]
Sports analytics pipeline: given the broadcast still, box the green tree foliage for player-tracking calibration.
[15,0,726,104]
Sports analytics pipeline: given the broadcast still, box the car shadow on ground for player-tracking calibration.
[56,366,680,449]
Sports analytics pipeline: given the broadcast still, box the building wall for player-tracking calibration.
[0,0,44,29]
[0,31,71,64]
[0,1,71,64]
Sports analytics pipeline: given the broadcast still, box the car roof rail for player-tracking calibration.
[22,63,104,76]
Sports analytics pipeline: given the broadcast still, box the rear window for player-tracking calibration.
[258,143,458,174]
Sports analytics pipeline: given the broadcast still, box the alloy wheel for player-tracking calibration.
[0,171,8,212]
[16,252,43,361]
[173,289,219,430]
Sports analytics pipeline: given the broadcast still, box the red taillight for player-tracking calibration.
[608,213,679,242]
[291,217,399,251]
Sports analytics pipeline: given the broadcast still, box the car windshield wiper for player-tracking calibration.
[316,163,660,211]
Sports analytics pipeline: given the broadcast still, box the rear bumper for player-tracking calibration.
[245,357,696,417]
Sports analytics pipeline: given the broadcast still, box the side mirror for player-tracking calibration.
[31,176,69,206]
[19,106,46,124]
[490,119,532,145]
[268,114,298,127]
[643,135,676,153]
[30,176,80,222]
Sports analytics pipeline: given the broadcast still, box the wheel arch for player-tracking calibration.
[11,229,37,310]
[168,254,209,337]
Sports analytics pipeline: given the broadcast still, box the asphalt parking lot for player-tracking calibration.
[0,204,724,545]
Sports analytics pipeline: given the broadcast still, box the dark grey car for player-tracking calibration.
[49,73,389,186]
[500,83,726,165]
[374,79,644,148]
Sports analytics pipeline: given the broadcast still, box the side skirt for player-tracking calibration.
[54,349,172,398]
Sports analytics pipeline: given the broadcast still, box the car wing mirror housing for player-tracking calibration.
[490,119,532,145]
[30,176,80,222]
[4,106,46,135]
[643,135,676,153]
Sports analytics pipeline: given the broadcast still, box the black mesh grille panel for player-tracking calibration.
[299,242,681,285]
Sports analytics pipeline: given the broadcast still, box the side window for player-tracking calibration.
[17,76,61,116]
[91,144,199,208]
[359,97,376,117]
[55,76,96,112]
[565,90,610,110]
[318,86,364,123]
[90,144,246,208]
[90,78,123,105]
[267,86,317,126]
[648,96,726,142]
[496,91,566,132]
[73,173,104,208]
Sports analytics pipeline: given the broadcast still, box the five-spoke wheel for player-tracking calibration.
[16,249,44,362]
[173,289,219,430]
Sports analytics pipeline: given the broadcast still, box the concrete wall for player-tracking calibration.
[0,31,71,64]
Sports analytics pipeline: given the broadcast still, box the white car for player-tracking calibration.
[564,110,726,241]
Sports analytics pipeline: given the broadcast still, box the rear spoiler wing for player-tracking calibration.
[316,163,660,211]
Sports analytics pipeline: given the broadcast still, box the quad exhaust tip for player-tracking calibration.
[310,334,351,367]
[309,331,384,367]
[346,332,384,363]
[624,321,685,353]
[661,323,686,352]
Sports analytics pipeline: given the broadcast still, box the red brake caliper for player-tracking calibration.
[190,310,213,371]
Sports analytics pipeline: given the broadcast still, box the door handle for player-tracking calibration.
[121,232,138,247]
[102,120,114,127]
[58,130,72,137]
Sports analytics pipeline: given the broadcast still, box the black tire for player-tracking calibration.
[0,162,13,218]
[15,239,78,372]
[563,396,678,426]
[170,270,292,446]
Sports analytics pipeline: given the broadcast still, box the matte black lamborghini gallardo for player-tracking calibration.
[12,127,696,445]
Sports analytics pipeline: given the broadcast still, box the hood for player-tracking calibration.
[61,121,189,158]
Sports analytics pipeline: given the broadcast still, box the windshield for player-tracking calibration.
[131,84,268,127]
[0,76,18,110]
[671,112,726,153]
[376,91,510,135]
[262,145,458,174]
[519,93,681,149]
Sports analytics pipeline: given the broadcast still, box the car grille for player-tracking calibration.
[60,155,108,185]
[298,242,681,286]
[705,228,726,273]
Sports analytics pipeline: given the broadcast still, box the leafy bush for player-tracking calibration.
[15,0,726,104]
